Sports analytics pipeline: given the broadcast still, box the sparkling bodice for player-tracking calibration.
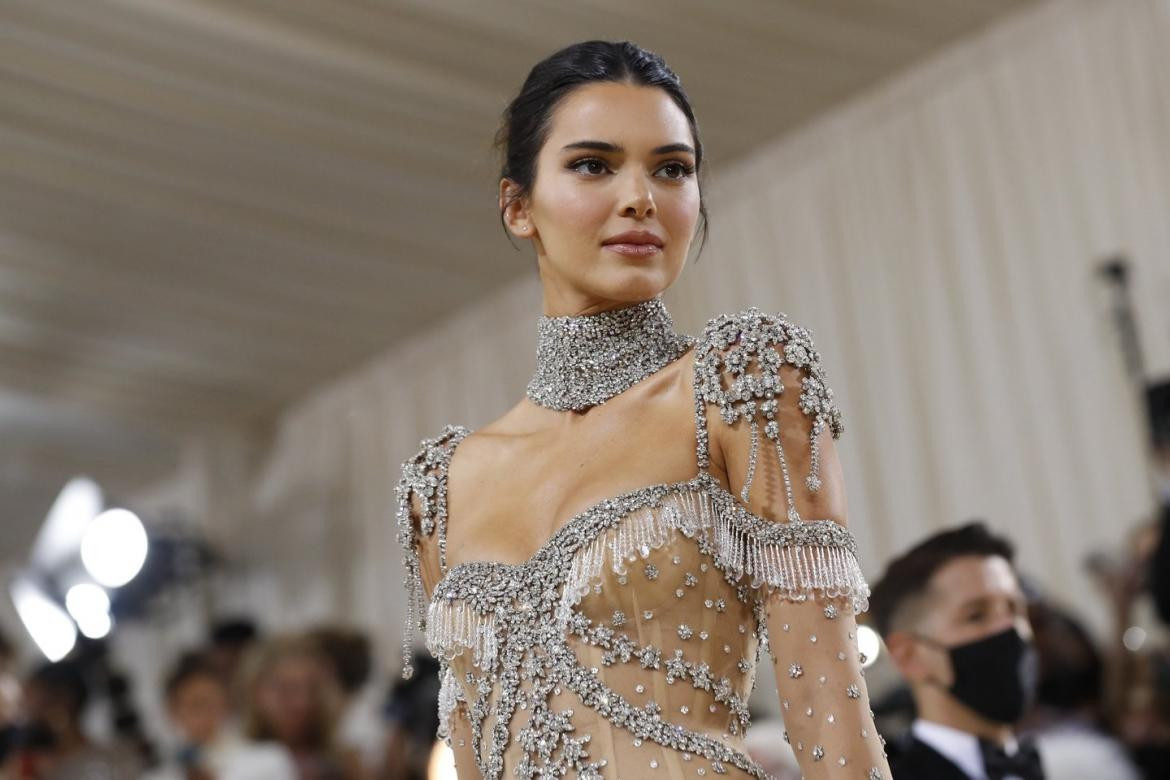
[397,308,891,779]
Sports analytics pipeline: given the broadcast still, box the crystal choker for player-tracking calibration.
[526,297,696,412]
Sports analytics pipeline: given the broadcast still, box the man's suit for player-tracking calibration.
[888,733,973,780]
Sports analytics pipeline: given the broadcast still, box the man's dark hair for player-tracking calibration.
[163,650,223,701]
[868,521,1016,637]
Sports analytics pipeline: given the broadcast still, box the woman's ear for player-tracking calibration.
[499,179,531,237]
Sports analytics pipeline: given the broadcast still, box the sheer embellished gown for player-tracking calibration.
[396,300,892,779]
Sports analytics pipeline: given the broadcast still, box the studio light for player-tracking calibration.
[10,576,77,662]
[65,583,113,639]
[81,508,149,588]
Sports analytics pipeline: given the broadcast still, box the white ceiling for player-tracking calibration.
[0,0,1036,558]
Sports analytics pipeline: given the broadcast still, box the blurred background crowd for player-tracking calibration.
[1,0,1169,778]
[0,617,445,779]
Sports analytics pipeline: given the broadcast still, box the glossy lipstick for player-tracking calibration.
[602,229,665,258]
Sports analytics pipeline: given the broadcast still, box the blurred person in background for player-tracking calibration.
[240,633,366,780]
[869,522,1045,780]
[1,659,143,779]
[67,637,156,771]
[379,652,439,780]
[1087,508,1170,779]
[1018,598,1141,780]
[1147,380,1170,624]
[0,632,20,768]
[141,649,296,780]
[1114,380,1170,778]
[206,618,259,713]
[308,627,386,777]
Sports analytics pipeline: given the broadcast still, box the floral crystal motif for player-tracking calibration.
[410,478,871,778]
[693,307,844,518]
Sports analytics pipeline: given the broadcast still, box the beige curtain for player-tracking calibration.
[127,0,1170,704]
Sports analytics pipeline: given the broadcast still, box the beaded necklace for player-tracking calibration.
[525,296,695,411]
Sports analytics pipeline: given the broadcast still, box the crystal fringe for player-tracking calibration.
[426,598,499,670]
[711,511,870,613]
[554,487,870,628]
[555,493,707,626]
[426,485,871,663]
[436,664,464,743]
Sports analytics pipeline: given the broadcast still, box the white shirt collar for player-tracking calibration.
[913,719,987,779]
[912,719,1023,780]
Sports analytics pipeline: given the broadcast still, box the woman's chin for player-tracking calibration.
[595,268,672,301]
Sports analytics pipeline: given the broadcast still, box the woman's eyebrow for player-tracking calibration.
[561,140,694,155]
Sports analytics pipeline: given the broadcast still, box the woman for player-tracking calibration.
[397,40,891,779]
[240,635,367,779]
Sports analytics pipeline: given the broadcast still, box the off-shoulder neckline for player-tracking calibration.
[427,307,816,589]
[430,467,763,594]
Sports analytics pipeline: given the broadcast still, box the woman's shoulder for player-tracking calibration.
[397,423,472,478]
[692,305,838,395]
[395,423,471,534]
[692,305,844,439]
[395,409,528,523]
[694,305,821,354]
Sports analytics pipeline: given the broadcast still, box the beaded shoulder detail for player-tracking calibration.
[395,423,472,679]
[693,307,844,520]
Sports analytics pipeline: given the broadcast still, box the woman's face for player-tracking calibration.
[503,81,701,315]
[254,655,326,746]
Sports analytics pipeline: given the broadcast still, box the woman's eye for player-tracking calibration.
[569,158,695,179]
[570,158,609,175]
[658,161,695,179]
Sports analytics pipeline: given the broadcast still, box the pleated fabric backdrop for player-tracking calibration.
[126,0,1170,710]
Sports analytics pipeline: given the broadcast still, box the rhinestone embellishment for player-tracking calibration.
[396,305,886,778]
[526,297,695,411]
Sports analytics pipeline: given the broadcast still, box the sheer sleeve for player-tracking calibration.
[695,308,891,779]
[395,425,482,775]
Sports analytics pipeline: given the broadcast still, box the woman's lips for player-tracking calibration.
[603,243,662,257]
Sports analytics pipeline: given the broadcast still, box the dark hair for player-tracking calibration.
[494,40,710,262]
[383,651,441,754]
[1026,599,1104,713]
[28,661,89,717]
[210,616,259,647]
[163,650,223,701]
[308,626,372,695]
[868,521,1016,637]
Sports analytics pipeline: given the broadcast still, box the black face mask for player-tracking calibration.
[915,626,1039,724]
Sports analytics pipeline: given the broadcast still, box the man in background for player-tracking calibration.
[869,522,1045,780]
